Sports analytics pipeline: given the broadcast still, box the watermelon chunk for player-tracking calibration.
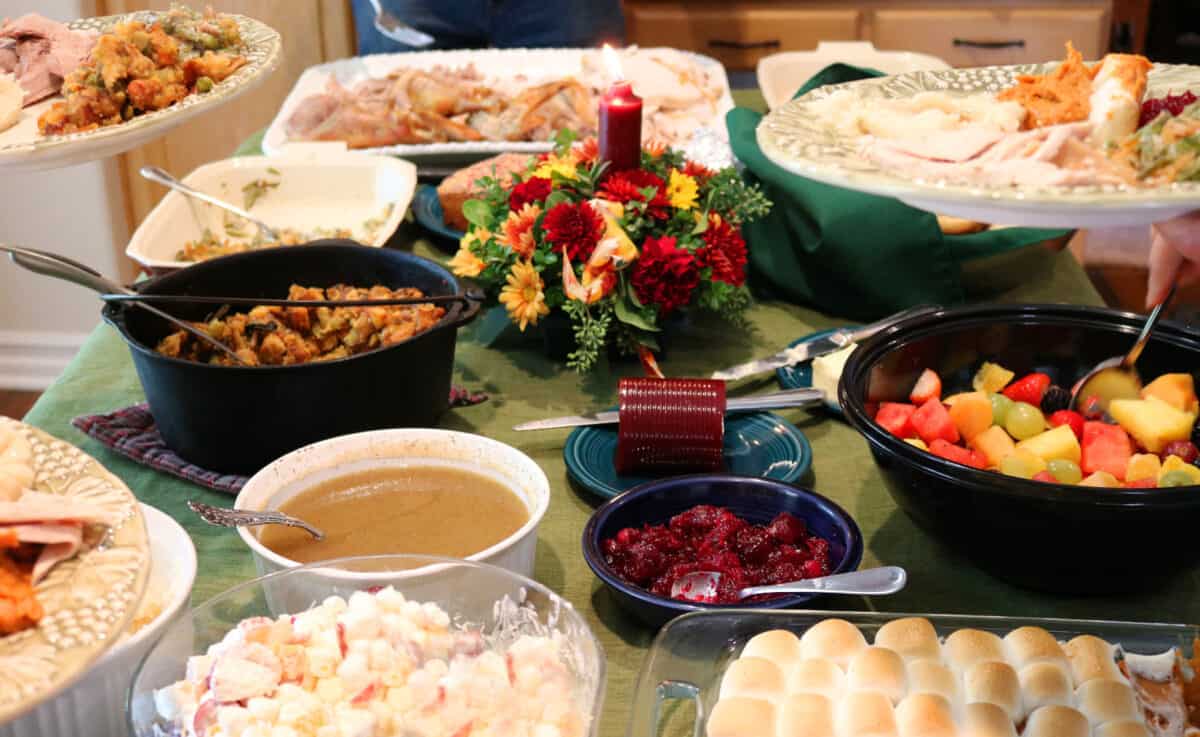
[911,398,961,445]
[875,402,917,438]
[929,439,987,469]
[1080,421,1133,481]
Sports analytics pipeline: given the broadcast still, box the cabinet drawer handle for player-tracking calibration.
[708,39,781,50]
[953,38,1026,49]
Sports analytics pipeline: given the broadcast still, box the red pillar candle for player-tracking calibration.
[599,80,643,173]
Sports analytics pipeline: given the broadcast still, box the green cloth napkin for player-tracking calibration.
[730,64,1072,321]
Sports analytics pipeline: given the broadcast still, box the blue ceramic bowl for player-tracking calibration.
[582,475,864,628]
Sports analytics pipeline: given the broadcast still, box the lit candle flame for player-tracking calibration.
[602,43,623,82]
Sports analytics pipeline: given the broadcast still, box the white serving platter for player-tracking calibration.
[125,151,415,273]
[0,11,280,173]
[262,47,735,165]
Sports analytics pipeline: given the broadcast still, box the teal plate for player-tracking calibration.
[564,411,812,499]
[775,327,858,416]
[412,184,464,248]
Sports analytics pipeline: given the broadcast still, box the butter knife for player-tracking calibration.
[710,305,941,382]
[512,388,825,431]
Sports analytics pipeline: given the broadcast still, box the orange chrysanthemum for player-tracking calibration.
[500,203,541,258]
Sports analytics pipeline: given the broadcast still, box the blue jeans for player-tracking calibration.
[351,0,625,54]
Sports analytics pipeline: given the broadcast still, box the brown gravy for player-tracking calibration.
[258,465,528,563]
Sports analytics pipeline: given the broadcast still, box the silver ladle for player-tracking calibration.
[0,244,248,366]
[188,500,325,540]
[1071,284,1177,411]
[140,165,281,242]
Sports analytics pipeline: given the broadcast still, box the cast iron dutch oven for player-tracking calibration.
[103,241,479,474]
[838,304,1200,594]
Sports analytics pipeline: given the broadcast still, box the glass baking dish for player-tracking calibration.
[626,608,1199,737]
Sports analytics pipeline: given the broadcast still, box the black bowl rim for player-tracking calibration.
[839,303,1200,503]
[581,473,866,616]
[103,242,476,373]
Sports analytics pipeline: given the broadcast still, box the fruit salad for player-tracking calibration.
[872,363,1200,488]
[601,505,833,603]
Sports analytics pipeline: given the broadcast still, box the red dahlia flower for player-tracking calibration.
[631,236,700,314]
[682,160,715,182]
[696,214,748,286]
[598,170,670,219]
[508,177,552,211]
[543,201,605,262]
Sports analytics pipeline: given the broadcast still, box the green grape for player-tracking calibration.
[1000,451,1041,479]
[1005,402,1045,441]
[1160,470,1197,488]
[1047,459,1083,485]
[989,393,1014,427]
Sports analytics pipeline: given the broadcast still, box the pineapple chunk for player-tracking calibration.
[1108,397,1195,453]
[1159,455,1200,485]
[1080,471,1122,487]
[970,425,1017,468]
[905,438,928,450]
[1141,373,1199,416]
[1015,425,1081,463]
[1125,453,1162,482]
[973,362,1015,394]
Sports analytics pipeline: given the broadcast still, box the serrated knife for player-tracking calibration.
[512,388,825,431]
[710,305,942,382]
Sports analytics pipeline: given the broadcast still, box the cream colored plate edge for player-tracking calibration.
[0,418,150,725]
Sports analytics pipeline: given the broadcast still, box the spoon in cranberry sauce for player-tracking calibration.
[670,565,907,604]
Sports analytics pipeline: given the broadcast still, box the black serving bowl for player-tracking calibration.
[838,304,1200,594]
[102,241,479,474]
[582,474,864,628]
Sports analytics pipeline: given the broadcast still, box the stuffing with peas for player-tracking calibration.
[38,5,245,135]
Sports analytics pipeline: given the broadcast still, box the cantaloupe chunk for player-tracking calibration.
[970,425,1017,468]
[1016,425,1081,463]
[1159,455,1200,485]
[1141,373,1199,416]
[1080,471,1121,487]
[1108,397,1195,453]
[948,392,993,442]
[1125,453,1162,482]
[973,362,1015,394]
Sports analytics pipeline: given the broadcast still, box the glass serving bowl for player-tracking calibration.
[127,554,606,737]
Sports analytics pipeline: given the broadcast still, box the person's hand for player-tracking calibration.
[1148,213,1200,307]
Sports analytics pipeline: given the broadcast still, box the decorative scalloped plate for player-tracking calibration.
[757,62,1200,228]
[0,11,281,172]
[0,418,149,725]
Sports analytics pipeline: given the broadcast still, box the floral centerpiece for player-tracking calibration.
[449,132,771,371]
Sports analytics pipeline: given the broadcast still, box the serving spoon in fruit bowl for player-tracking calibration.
[1071,284,1177,412]
[670,565,907,604]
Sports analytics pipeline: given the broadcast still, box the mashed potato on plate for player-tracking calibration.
[813,89,1025,141]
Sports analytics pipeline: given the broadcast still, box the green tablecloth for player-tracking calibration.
[21,95,1200,737]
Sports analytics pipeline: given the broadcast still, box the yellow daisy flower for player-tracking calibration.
[666,169,699,210]
[498,260,550,331]
[531,152,578,181]
[448,245,485,277]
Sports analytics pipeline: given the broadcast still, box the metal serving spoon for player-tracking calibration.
[140,165,281,242]
[188,500,325,540]
[0,244,248,366]
[670,565,907,603]
[1071,284,1177,411]
[366,0,434,47]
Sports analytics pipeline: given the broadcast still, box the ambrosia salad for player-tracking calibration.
[153,587,587,737]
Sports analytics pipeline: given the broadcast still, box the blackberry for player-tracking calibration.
[1192,420,1200,449]
[1040,385,1071,414]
